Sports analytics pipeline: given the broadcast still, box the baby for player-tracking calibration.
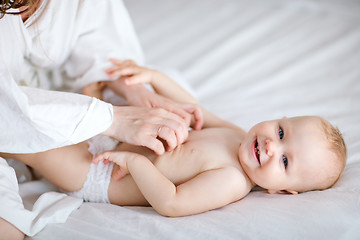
[1,61,347,217]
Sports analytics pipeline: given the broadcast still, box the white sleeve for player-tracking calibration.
[0,157,83,237]
[0,66,113,154]
[59,0,145,91]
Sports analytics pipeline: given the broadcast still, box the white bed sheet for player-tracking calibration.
[26,0,360,239]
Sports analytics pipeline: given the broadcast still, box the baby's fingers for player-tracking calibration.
[109,58,124,65]
[182,104,204,130]
[92,151,112,164]
[108,66,140,79]
[114,168,129,181]
[192,107,204,130]
[106,59,137,76]
[93,151,130,174]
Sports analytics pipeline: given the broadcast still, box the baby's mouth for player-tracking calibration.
[254,139,261,165]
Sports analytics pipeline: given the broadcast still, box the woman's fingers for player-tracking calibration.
[158,101,192,127]
[157,126,177,151]
[141,135,165,155]
[104,106,189,155]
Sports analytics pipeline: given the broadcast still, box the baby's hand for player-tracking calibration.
[105,59,156,85]
[93,151,139,181]
[83,81,106,99]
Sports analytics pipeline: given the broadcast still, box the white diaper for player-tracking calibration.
[66,136,118,203]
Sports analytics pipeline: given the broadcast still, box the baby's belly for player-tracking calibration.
[108,141,210,205]
[116,141,208,185]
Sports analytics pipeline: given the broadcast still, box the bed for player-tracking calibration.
[24,0,360,239]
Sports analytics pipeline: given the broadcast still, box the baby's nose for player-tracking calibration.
[265,139,275,157]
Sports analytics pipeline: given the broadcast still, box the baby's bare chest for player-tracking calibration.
[153,128,242,184]
[118,128,243,185]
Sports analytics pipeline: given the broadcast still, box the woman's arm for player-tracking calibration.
[0,218,24,240]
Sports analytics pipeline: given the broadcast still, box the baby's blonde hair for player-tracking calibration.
[318,118,347,189]
[296,116,347,193]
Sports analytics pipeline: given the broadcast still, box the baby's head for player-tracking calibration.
[238,116,346,194]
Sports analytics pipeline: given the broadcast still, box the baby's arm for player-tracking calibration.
[106,59,198,106]
[106,59,240,131]
[94,151,249,217]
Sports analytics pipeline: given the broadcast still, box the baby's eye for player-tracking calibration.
[282,155,288,169]
[279,127,284,140]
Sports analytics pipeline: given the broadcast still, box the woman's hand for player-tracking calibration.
[102,106,189,155]
[124,85,202,130]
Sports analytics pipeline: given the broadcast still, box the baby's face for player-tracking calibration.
[238,116,335,194]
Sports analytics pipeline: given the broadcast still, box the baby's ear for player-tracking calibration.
[267,189,298,195]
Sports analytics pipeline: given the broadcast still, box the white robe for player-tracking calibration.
[0,0,144,235]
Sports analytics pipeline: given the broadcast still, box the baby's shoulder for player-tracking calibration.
[226,165,251,184]
[214,166,253,197]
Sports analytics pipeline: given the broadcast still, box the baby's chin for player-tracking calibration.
[237,144,249,168]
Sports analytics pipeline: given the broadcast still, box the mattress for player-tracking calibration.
[26,0,360,239]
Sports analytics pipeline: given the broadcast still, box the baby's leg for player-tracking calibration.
[0,142,92,192]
